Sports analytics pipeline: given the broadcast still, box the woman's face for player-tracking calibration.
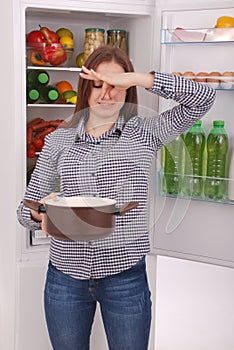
[88,61,126,121]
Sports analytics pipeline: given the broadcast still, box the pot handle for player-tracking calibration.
[115,201,139,216]
[23,199,46,214]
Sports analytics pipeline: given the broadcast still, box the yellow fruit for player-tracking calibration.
[215,16,234,28]
[66,95,77,104]
[76,52,85,68]
[56,27,73,39]
[59,36,74,49]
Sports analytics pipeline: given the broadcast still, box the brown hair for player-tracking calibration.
[69,46,138,127]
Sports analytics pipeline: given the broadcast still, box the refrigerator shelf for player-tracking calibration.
[158,171,234,206]
[27,65,82,73]
[161,27,234,44]
[27,104,75,108]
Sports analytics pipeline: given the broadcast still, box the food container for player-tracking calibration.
[26,42,74,67]
[83,28,105,61]
[23,196,138,241]
[107,29,128,53]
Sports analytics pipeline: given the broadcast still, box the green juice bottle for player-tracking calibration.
[162,135,184,196]
[204,120,229,201]
[182,120,206,198]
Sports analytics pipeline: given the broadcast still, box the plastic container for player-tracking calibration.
[26,43,73,67]
[182,120,206,198]
[107,29,128,53]
[83,28,105,61]
[162,135,184,195]
[204,120,229,201]
[27,69,49,86]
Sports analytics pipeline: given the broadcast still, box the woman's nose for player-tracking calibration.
[100,82,113,100]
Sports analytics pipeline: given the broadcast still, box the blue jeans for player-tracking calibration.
[44,257,151,350]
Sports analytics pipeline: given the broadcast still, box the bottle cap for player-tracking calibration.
[28,89,39,101]
[38,72,49,84]
[48,89,59,101]
[193,120,202,126]
[213,120,224,127]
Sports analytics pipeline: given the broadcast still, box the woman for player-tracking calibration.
[17,46,216,350]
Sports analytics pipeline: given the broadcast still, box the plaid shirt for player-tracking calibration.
[17,72,215,279]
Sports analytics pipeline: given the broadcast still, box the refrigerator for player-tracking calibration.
[1,0,234,349]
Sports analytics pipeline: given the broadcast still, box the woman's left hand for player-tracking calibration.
[80,65,135,91]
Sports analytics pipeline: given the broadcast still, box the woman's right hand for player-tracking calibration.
[30,192,59,237]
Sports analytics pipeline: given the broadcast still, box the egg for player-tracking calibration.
[206,72,221,88]
[220,71,234,89]
[183,71,195,80]
[194,72,208,83]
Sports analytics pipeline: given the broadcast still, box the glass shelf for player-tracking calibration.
[158,170,234,206]
[161,27,234,44]
[27,104,75,108]
[27,65,82,72]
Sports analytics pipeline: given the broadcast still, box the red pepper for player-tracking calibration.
[42,43,67,66]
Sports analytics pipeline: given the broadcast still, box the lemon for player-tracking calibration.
[59,36,74,49]
[66,95,77,104]
[76,52,85,68]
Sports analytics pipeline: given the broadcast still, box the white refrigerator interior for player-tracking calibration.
[1,0,234,349]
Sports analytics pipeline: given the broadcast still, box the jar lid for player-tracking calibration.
[107,29,127,34]
[85,28,105,32]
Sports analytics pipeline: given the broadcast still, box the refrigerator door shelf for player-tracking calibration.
[161,27,234,44]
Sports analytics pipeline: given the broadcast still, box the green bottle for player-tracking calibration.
[27,87,40,104]
[182,120,206,198]
[27,69,50,86]
[162,135,184,196]
[39,85,59,103]
[204,120,229,201]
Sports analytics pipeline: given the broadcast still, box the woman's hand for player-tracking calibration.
[80,65,135,91]
[80,66,154,90]
[30,193,59,237]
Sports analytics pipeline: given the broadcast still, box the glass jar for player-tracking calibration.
[83,28,105,61]
[107,29,128,53]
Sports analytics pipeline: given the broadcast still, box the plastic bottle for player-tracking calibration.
[204,120,229,201]
[162,135,184,195]
[182,120,206,198]
[39,85,59,103]
[228,149,234,201]
[27,87,40,104]
[27,69,50,86]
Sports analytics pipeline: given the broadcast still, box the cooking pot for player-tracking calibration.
[23,196,138,241]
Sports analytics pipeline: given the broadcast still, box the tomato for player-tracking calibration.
[33,139,44,152]
[26,30,46,45]
[27,148,36,158]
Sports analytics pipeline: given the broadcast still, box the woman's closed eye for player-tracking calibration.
[93,80,103,88]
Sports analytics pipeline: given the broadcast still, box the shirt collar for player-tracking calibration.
[75,114,125,142]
